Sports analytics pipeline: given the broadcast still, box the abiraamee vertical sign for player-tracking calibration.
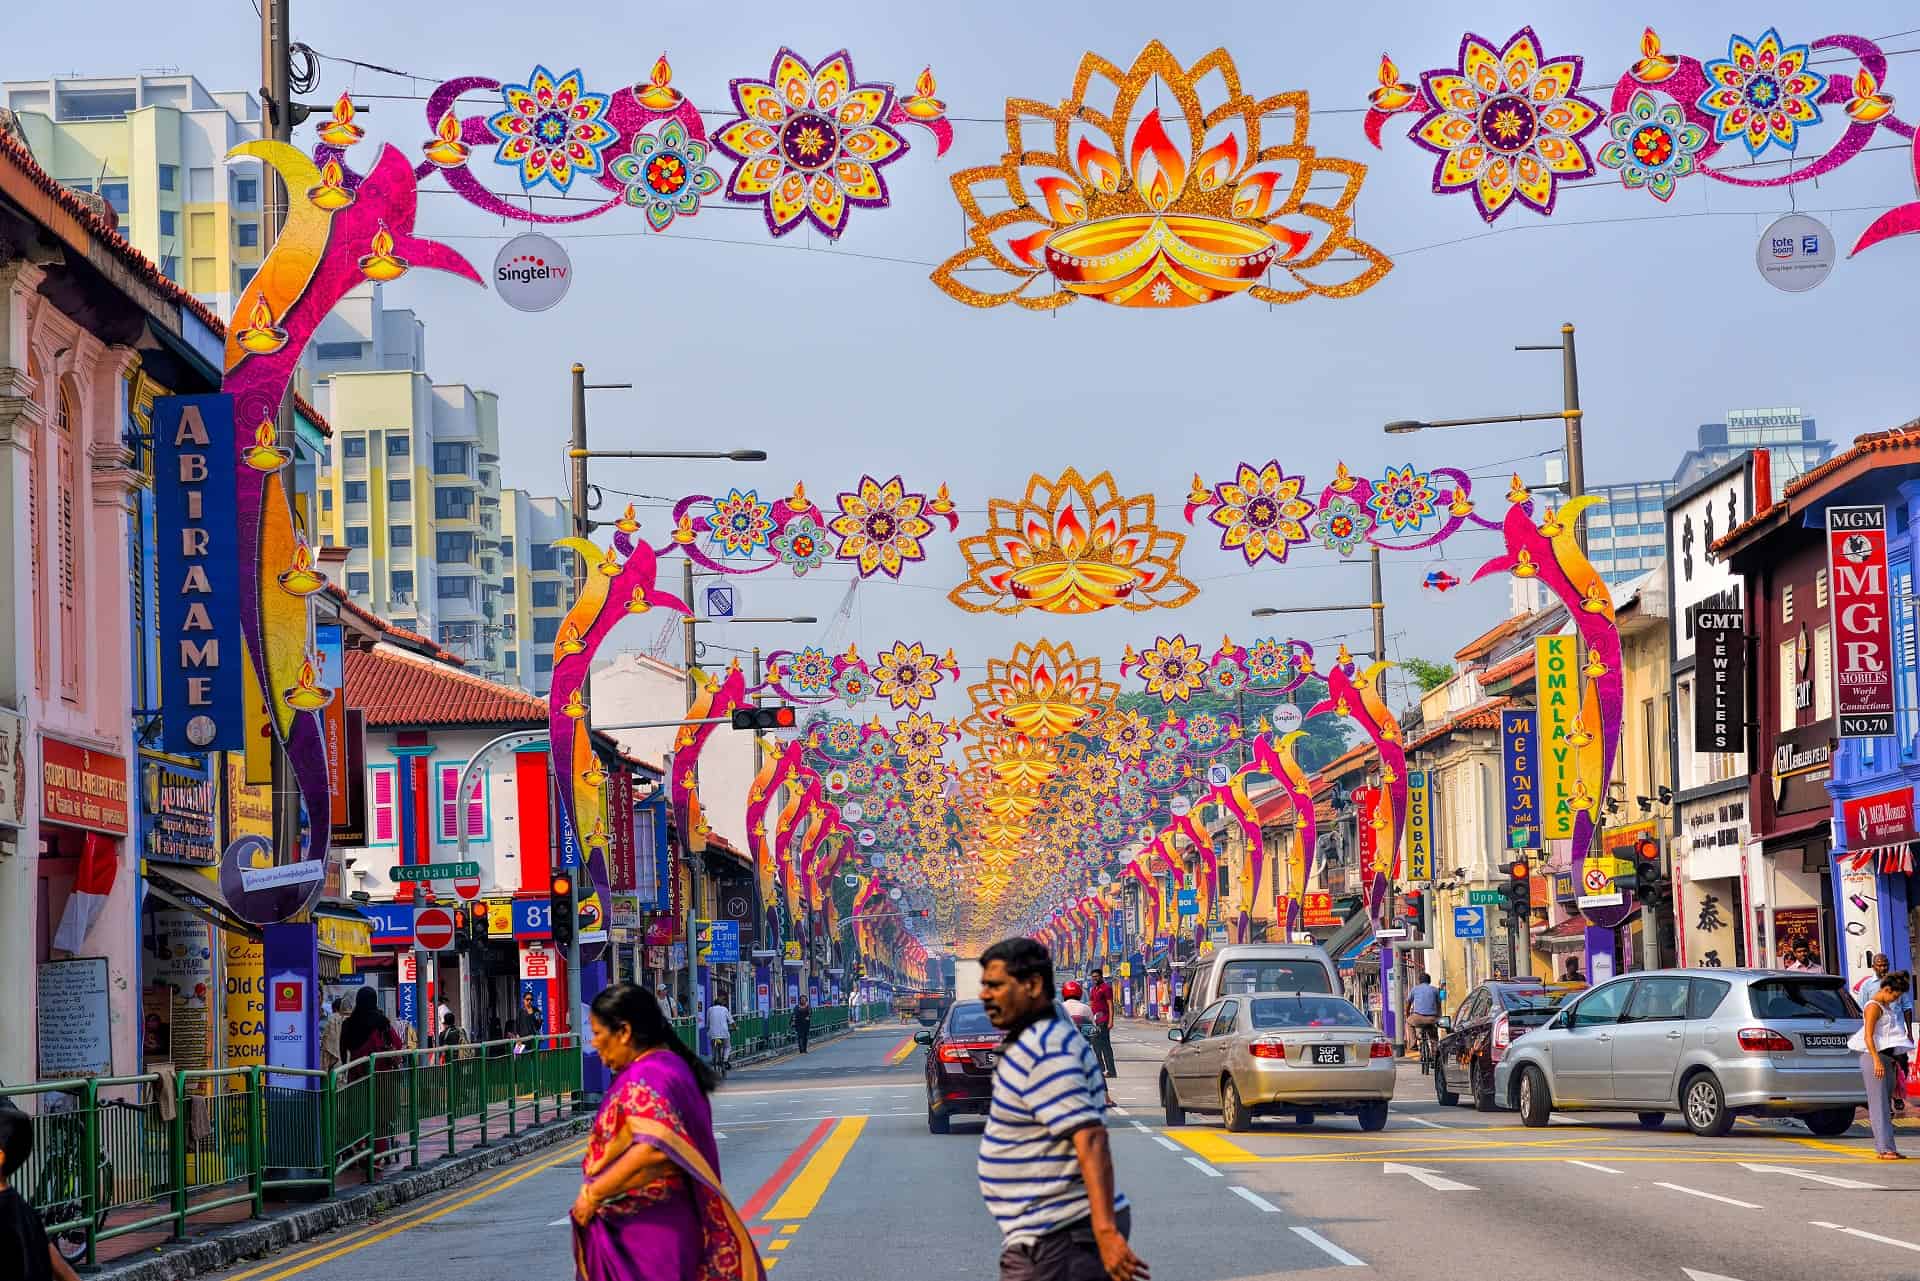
[1827,505,1895,739]
[153,395,243,752]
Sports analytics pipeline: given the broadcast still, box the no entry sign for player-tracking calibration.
[414,906,456,951]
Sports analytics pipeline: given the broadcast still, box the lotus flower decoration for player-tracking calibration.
[933,42,1391,309]
[966,640,1120,739]
[952,469,1197,615]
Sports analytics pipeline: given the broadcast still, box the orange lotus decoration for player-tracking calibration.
[967,639,1119,738]
[952,468,1196,615]
[932,41,1391,310]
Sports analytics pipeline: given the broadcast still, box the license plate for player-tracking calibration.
[977,1052,997,1067]
[1802,1033,1849,1051]
[1311,1044,1346,1065]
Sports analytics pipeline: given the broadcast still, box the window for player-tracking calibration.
[1687,979,1732,1020]
[437,575,474,601]
[159,254,180,281]
[436,531,473,562]
[55,381,79,698]
[534,653,553,673]
[1217,959,1332,995]
[531,581,561,607]
[158,164,178,192]
[1814,624,1833,722]
[1747,977,1859,1020]
[235,266,257,292]
[1207,1001,1240,1038]
[346,571,370,594]
[501,575,515,593]
[369,767,397,844]
[1779,639,1797,732]
[1569,981,1632,1028]
[1624,977,1690,1022]
[314,341,367,362]
[533,616,562,644]
[346,526,369,549]
[1248,996,1370,1029]
[436,763,487,843]
[387,434,410,456]
[1642,697,1657,795]
[1782,584,1794,622]
[343,436,367,459]
[391,570,414,595]
[1815,568,1829,609]
[235,222,258,248]
[390,524,412,548]
[1185,1001,1223,1039]
[159,210,178,237]
[435,488,473,520]
[100,182,129,214]
[26,357,42,694]
[343,480,368,504]
[233,176,258,206]
[1458,990,1491,1025]
[433,442,471,475]
[388,478,410,502]
[320,490,333,512]
[529,542,558,572]
[504,651,517,669]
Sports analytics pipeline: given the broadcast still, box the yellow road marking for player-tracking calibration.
[764,1115,867,1221]
[244,1140,588,1281]
[769,1239,790,1251]
[886,1040,917,1065]
[215,1144,586,1281]
[780,1225,800,1236]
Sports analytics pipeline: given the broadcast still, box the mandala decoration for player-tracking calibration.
[612,117,722,228]
[1126,635,1207,704]
[829,477,958,579]
[1184,462,1315,565]
[705,487,777,558]
[1367,26,1918,213]
[932,41,1391,310]
[952,469,1196,615]
[670,479,955,578]
[763,641,959,710]
[485,65,619,192]
[1123,635,1316,704]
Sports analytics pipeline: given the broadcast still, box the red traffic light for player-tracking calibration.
[551,873,573,898]
[731,705,798,731]
[451,908,468,929]
[1508,860,1530,880]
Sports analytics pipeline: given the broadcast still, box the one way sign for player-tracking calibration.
[1453,906,1486,939]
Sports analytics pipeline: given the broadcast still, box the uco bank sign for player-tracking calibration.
[1826,505,1895,739]
[493,233,571,312]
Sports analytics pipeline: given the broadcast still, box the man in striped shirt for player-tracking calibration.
[978,938,1148,1281]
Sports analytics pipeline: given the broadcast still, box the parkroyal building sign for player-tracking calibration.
[152,396,243,754]
[1827,505,1896,739]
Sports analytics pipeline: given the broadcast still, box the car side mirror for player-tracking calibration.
[913,1030,933,1045]
[1438,1017,1453,1033]
[1166,1027,1186,1043]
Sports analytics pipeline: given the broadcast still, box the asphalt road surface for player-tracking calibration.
[198,1020,1920,1281]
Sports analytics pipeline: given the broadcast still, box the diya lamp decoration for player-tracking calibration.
[242,415,292,472]
[357,223,409,282]
[317,92,365,147]
[635,55,683,111]
[234,295,289,355]
[423,111,471,168]
[1847,68,1895,124]
[625,586,652,614]
[1630,28,1680,83]
[306,157,356,211]
[556,623,586,656]
[277,534,328,596]
[283,655,333,712]
[901,67,946,121]
[561,688,588,719]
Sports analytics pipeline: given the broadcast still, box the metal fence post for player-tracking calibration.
[322,1067,338,1198]
[408,1053,422,1169]
[477,1050,488,1147]
[82,1077,99,1267]
[246,1068,265,1217]
[506,1044,518,1137]
[170,1071,188,1239]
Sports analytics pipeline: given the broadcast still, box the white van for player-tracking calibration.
[1179,943,1340,1018]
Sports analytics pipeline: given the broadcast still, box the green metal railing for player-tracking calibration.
[666,1001,891,1060]
[0,1036,580,1266]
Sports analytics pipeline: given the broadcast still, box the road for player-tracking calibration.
[197,1020,1920,1281]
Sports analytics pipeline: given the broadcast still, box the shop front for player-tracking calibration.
[1757,719,1838,971]
[1828,782,1918,994]
[1674,788,1748,970]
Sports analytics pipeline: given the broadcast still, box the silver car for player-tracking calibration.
[1161,993,1396,1132]
[1495,968,1867,1137]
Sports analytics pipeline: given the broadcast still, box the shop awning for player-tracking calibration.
[141,859,263,942]
[1336,935,1378,971]
[314,904,373,960]
[1531,916,1588,951]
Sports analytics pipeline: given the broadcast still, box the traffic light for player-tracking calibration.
[1631,835,1663,904]
[1504,859,1531,915]
[550,872,575,949]
[470,904,491,948]
[451,906,471,952]
[731,706,798,731]
[1401,889,1426,937]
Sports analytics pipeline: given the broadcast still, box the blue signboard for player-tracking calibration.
[1500,710,1539,842]
[1453,905,1487,939]
[364,902,416,946]
[1176,889,1198,916]
[512,898,554,940]
[706,919,740,963]
[1108,907,1124,953]
[635,797,670,911]
[556,808,583,870]
[152,395,243,753]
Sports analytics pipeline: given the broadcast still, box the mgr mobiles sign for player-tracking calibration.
[1826,505,1895,739]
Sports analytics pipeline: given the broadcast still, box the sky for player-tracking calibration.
[12,0,1920,727]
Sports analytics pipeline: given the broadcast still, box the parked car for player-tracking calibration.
[917,999,1002,1133]
[1160,992,1396,1132]
[1495,969,1867,1137]
[1179,943,1341,1019]
[1434,981,1582,1111]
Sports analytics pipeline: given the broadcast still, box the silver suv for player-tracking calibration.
[1495,969,1867,1137]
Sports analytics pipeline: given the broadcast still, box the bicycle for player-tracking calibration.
[1411,1021,1440,1076]
[23,1093,139,1265]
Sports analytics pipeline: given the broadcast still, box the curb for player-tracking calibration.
[87,1115,591,1281]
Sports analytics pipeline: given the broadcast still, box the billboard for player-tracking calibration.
[1501,709,1539,842]
[1827,505,1895,738]
[1692,609,1745,752]
[1535,636,1579,839]
[152,395,244,753]
[1404,771,1432,882]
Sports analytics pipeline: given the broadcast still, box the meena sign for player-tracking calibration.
[1826,506,1896,739]
[1534,637,1579,839]
[152,396,243,753]
[1500,710,1538,846]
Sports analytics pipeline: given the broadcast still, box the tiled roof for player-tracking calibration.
[346,646,547,728]
[1455,614,1529,663]
[294,391,332,437]
[0,130,227,337]
[1407,696,1511,751]
[1478,650,1536,688]
[326,584,461,664]
[1714,423,1920,556]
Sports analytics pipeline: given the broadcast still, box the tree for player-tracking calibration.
[1110,677,1353,774]
[1400,657,1454,693]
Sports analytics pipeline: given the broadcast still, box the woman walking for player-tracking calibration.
[1853,969,1913,1160]
[571,983,761,1281]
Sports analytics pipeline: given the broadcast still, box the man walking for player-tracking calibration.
[978,938,1146,1281]
[1086,969,1118,1078]
[794,994,812,1054]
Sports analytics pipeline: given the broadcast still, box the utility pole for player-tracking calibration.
[1560,323,1586,553]
[562,364,588,1052]
[751,645,772,1018]
[681,557,704,1031]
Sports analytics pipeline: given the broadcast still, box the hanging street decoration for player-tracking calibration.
[670,478,957,579]
[932,41,1392,309]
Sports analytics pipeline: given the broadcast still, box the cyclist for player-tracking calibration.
[1406,971,1442,1069]
[706,993,734,1076]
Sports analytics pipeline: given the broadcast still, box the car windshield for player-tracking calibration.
[1248,996,1371,1029]
[1498,989,1572,1012]
[1748,978,1860,1020]
[945,1002,997,1037]
[1219,959,1332,995]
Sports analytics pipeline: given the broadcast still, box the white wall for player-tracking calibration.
[592,652,757,853]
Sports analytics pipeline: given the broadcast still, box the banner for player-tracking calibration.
[1535,636,1579,839]
[1405,770,1432,883]
[1693,609,1745,752]
[1501,709,1539,843]
[1827,506,1895,739]
[152,395,244,753]
[1301,891,1336,928]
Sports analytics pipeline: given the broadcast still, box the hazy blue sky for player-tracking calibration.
[13,1,1920,719]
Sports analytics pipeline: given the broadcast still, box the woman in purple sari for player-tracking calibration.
[570,983,761,1281]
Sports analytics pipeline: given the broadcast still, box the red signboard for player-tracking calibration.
[41,736,129,835]
[1350,785,1380,884]
[1301,891,1336,928]
[1843,786,1917,846]
[414,906,456,951]
[1828,505,1896,739]
[324,691,349,826]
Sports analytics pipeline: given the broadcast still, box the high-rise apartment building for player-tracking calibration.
[499,491,577,695]
[1,73,264,316]
[1671,407,1833,487]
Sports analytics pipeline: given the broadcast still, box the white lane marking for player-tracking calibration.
[1185,1156,1223,1178]
[1382,1162,1477,1192]
[1682,1271,1756,1281]
[1738,1163,1883,1190]
[1109,1104,1127,1115]
[1810,1221,1920,1253]
[1153,1136,1181,1151]
[1564,1160,1622,1175]
[715,1131,728,1139]
[1230,1185,1281,1212]
[1290,1226,1367,1267]
[546,1217,571,1227]
[1655,1182,1759,1209]
[1130,1121,1151,1132]
[1399,1116,1450,1129]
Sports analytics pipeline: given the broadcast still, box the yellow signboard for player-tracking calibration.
[222,938,265,1068]
[315,914,371,960]
[1405,771,1433,882]
[485,898,514,937]
[1119,962,1132,978]
[1535,635,1579,840]
[225,755,272,840]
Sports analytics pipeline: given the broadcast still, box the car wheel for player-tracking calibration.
[1161,1073,1187,1127]
[1636,1111,1665,1130]
[1472,1058,1498,1112]
[1682,1072,1734,1137]
[1433,1061,1461,1108]
[927,1106,951,1135]
[1356,1102,1389,1132]
[1803,1107,1856,1137]
[1518,1066,1552,1128]
[1222,1079,1252,1132]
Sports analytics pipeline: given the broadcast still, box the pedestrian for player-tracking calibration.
[978,938,1146,1281]
[1086,969,1118,1078]
[657,986,679,1020]
[340,987,405,1069]
[706,993,734,1072]
[794,994,811,1055]
[321,995,351,1073]
[518,992,544,1042]
[1852,969,1915,1160]
[1562,960,1584,983]
[0,1106,83,1281]
[440,1012,467,1060]
[570,983,759,1281]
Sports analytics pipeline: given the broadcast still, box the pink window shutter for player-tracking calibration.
[371,768,395,843]
[438,766,460,842]
[464,774,486,838]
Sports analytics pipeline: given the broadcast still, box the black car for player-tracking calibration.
[1433,981,1581,1111]
[918,999,1004,1133]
